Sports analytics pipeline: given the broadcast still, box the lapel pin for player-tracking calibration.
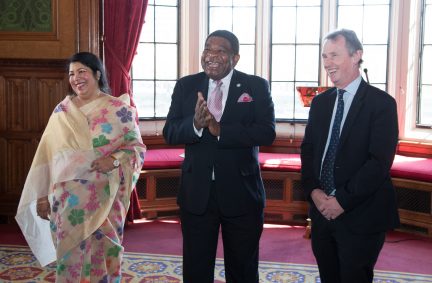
[236,83,241,87]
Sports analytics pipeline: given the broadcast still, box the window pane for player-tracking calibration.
[338,6,364,38]
[209,0,233,6]
[155,6,178,42]
[233,0,256,6]
[272,81,313,120]
[295,0,321,6]
[272,0,297,6]
[272,82,294,119]
[363,0,390,4]
[271,1,322,120]
[296,7,321,44]
[132,1,179,118]
[295,45,319,82]
[337,1,390,89]
[425,5,432,44]
[236,44,255,74]
[148,0,177,5]
[362,45,388,84]
[271,45,295,81]
[272,7,296,43]
[294,82,317,119]
[233,7,255,43]
[363,5,389,44]
[155,44,178,80]
[133,81,155,118]
[209,1,256,73]
[340,0,390,4]
[140,6,154,42]
[133,43,154,79]
[419,85,432,125]
[418,1,432,125]
[421,46,432,84]
[155,81,176,117]
[209,7,233,31]
[338,0,364,4]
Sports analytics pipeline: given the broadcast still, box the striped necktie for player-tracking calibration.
[320,89,345,196]
[208,80,223,122]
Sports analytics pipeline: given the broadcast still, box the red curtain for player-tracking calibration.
[103,0,148,222]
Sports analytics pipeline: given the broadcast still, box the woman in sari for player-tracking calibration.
[16,52,146,282]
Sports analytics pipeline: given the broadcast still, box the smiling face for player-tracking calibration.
[201,36,240,81]
[68,62,100,100]
[322,35,362,89]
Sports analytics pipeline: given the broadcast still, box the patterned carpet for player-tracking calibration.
[0,245,431,283]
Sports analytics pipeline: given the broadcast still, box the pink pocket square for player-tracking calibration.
[237,93,253,103]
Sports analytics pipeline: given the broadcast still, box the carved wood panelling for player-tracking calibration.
[0,0,101,221]
[0,0,100,59]
[0,60,68,218]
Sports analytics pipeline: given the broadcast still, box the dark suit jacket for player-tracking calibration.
[301,79,400,234]
[163,70,276,216]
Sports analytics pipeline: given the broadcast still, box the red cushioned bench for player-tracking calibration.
[391,155,432,183]
[140,148,432,235]
[143,148,184,169]
[143,149,432,182]
[143,149,303,172]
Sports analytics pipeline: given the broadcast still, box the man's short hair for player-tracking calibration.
[325,28,364,65]
[207,30,240,55]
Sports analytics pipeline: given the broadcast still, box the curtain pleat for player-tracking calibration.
[103,0,148,222]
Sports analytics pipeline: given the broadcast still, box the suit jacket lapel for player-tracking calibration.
[339,79,367,147]
[222,70,243,121]
[201,77,210,100]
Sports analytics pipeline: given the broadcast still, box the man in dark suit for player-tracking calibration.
[163,30,275,283]
[301,29,399,283]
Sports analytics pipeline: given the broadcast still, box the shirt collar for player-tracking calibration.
[342,75,362,96]
[210,69,234,87]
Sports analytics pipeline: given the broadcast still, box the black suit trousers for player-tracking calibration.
[311,216,385,283]
[180,182,264,283]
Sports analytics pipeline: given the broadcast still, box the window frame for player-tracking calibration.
[136,0,431,142]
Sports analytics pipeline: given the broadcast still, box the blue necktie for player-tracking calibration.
[320,89,345,196]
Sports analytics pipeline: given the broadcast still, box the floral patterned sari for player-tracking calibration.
[16,94,145,282]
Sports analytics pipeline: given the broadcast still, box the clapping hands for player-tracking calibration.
[193,92,220,136]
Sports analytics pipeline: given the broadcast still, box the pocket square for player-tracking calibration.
[237,93,253,103]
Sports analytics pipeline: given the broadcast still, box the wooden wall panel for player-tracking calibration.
[0,60,69,219]
[6,140,36,194]
[76,0,101,54]
[0,0,75,59]
[0,0,101,221]
[6,78,34,131]
[0,0,101,59]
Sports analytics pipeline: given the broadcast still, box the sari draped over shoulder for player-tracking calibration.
[15,94,146,277]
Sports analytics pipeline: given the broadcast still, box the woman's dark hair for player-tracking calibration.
[67,52,111,94]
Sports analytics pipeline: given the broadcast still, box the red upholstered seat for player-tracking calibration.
[391,155,432,183]
[258,152,302,172]
[141,149,303,171]
[142,149,432,183]
[142,148,184,169]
